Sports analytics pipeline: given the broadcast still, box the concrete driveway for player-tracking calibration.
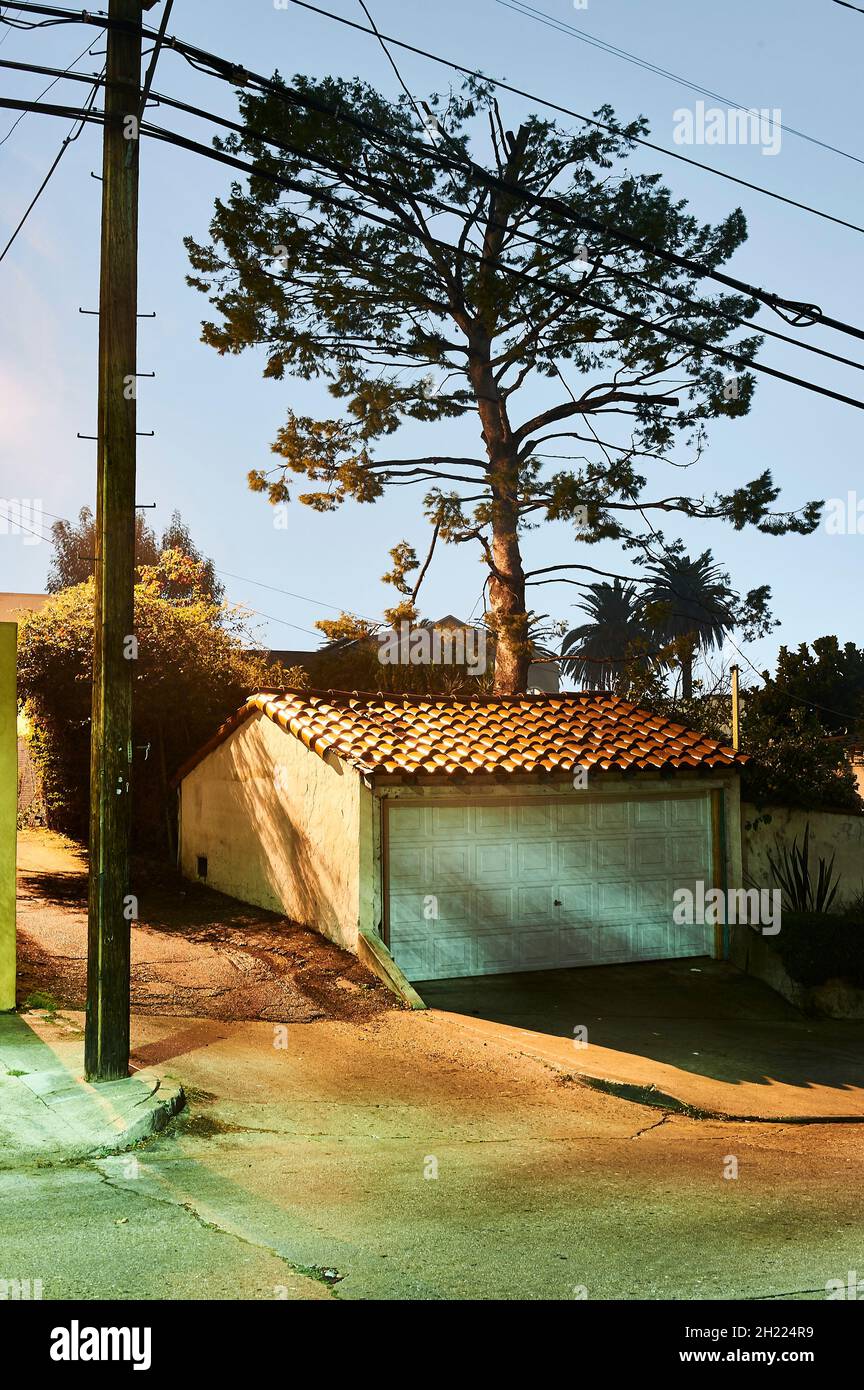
[419,959,864,1121]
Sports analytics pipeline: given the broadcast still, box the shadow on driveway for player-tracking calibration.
[418,958,864,1101]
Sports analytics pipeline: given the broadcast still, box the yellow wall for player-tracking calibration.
[179,711,370,951]
[0,623,16,1010]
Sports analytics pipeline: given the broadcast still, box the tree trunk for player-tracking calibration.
[681,641,694,699]
[469,351,531,695]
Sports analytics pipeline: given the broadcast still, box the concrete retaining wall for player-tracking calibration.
[742,802,864,906]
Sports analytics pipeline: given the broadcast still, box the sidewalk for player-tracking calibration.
[0,1011,184,1167]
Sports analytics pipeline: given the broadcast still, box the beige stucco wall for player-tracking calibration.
[179,711,372,952]
[742,802,864,905]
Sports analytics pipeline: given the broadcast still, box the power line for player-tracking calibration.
[832,0,864,14]
[8,0,862,239]
[498,0,864,169]
[280,0,864,239]
[136,25,864,345]
[724,631,857,724]
[6,89,864,412]
[0,70,100,264]
[0,31,98,147]
[139,116,864,409]
[7,2,864,345]
[346,3,864,376]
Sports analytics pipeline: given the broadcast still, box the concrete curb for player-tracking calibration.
[572,1072,864,1125]
[357,930,426,1010]
[0,1013,186,1167]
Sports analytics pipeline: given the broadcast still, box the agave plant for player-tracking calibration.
[766,822,841,914]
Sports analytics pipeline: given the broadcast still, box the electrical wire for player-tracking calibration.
[6,2,864,339]
[0,32,98,147]
[5,89,864,412]
[0,69,100,264]
[280,0,864,239]
[134,115,864,411]
[141,28,864,344]
[497,0,864,169]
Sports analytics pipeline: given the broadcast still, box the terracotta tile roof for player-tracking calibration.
[175,689,746,783]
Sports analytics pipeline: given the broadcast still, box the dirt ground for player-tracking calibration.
[15,829,398,1025]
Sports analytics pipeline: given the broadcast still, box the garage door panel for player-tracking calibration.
[557,882,593,916]
[596,880,634,917]
[476,932,516,971]
[517,840,555,876]
[596,838,631,872]
[518,804,553,832]
[672,798,707,827]
[432,844,473,884]
[635,878,671,913]
[559,839,592,873]
[634,836,667,870]
[476,842,514,880]
[597,801,629,829]
[517,885,556,921]
[430,805,472,837]
[474,886,513,921]
[670,834,708,871]
[634,799,667,828]
[476,804,514,836]
[387,795,714,981]
[556,801,592,831]
[432,935,473,977]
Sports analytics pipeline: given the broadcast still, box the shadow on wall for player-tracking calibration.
[183,723,354,951]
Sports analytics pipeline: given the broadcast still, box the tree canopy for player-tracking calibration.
[47,506,224,606]
[186,74,820,691]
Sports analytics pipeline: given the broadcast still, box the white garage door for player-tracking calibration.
[386,795,715,982]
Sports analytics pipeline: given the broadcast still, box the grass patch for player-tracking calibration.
[21,990,59,1015]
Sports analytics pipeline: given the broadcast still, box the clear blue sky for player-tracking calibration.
[1,0,861,676]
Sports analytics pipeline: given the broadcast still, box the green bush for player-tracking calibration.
[17,577,290,851]
[773,909,864,989]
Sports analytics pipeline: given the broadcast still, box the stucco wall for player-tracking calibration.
[742,802,864,905]
[179,711,368,951]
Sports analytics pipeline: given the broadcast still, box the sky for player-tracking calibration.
[1,0,862,682]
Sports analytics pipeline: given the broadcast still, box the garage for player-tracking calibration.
[176,688,744,1004]
[386,793,716,981]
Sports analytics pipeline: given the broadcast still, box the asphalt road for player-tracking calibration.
[3,1008,863,1301]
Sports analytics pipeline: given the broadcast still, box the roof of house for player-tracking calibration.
[175,688,747,784]
[0,592,51,625]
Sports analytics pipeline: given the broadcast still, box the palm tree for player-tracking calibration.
[561,580,653,693]
[642,550,737,698]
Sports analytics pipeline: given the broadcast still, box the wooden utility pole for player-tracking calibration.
[730,663,741,752]
[85,0,150,1081]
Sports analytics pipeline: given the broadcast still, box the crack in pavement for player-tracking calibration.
[90,1162,344,1298]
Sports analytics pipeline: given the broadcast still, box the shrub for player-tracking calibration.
[17,578,289,851]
